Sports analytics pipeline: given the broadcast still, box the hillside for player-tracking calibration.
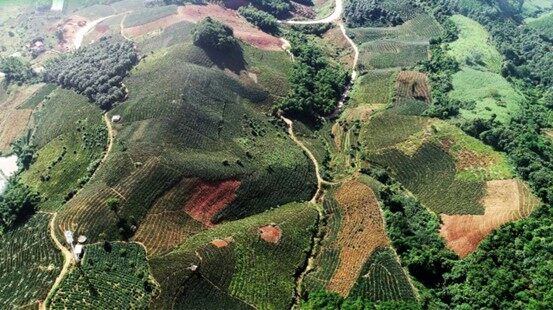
[0,0,551,309]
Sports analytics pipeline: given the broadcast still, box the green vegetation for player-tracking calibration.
[193,17,239,51]
[350,248,417,302]
[22,88,106,211]
[358,41,428,70]
[528,12,553,39]
[55,41,316,242]
[18,83,57,110]
[150,203,318,309]
[248,0,292,17]
[123,5,178,28]
[0,178,40,233]
[345,0,405,27]
[44,38,138,109]
[448,15,502,72]
[450,67,523,123]
[301,290,420,309]
[136,21,195,54]
[48,242,158,308]
[350,69,396,106]
[238,5,279,34]
[0,56,37,85]
[278,33,349,117]
[0,213,62,308]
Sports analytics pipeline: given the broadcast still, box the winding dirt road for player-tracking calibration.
[281,0,344,24]
[42,213,73,310]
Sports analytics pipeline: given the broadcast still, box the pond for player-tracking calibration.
[0,154,18,195]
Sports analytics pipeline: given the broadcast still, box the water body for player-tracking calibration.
[0,155,18,195]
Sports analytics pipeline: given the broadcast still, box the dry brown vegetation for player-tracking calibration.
[326,180,389,296]
[123,4,282,50]
[395,71,430,103]
[440,179,540,257]
[0,84,42,151]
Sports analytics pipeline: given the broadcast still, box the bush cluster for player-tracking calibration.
[238,5,279,34]
[278,33,349,118]
[344,0,404,27]
[192,17,238,51]
[44,37,138,109]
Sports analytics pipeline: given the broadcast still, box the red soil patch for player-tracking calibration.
[259,224,282,244]
[211,238,230,248]
[95,24,109,33]
[440,179,539,257]
[183,179,240,227]
[123,4,282,51]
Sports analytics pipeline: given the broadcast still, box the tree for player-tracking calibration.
[192,17,238,51]
[0,179,40,233]
[238,5,279,34]
[106,197,121,216]
[0,57,36,85]
[11,131,36,170]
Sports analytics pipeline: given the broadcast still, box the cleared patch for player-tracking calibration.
[326,180,389,296]
[124,4,282,51]
[258,224,282,244]
[440,179,539,257]
[211,238,230,248]
[394,71,430,103]
[184,179,241,227]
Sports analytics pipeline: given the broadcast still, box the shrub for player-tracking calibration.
[193,17,238,51]
[345,0,404,28]
[238,5,279,34]
[0,179,40,233]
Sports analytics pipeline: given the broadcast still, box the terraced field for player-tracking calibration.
[359,113,513,215]
[21,88,106,211]
[150,203,318,309]
[349,248,416,302]
[349,12,442,71]
[391,70,430,115]
[0,213,62,308]
[48,242,157,309]
[54,41,315,243]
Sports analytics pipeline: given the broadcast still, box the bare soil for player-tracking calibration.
[259,225,282,244]
[440,179,539,257]
[123,4,282,50]
[183,179,240,227]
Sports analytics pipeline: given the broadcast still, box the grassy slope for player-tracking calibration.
[447,16,523,124]
[150,202,318,309]
[448,15,502,73]
[22,88,106,211]
[55,41,315,242]
[450,67,524,123]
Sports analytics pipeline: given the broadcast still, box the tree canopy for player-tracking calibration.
[192,17,239,51]
[0,179,40,234]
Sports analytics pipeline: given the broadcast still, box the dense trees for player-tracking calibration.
[0,179,40,233]
[278,33,348,118]
[248,0,291,18]
[301,290,420,309]
[238,5,279,34]
[193,17,238,51]
[344,0,404,27]
[0,57,37,85]
[44,37,138,109]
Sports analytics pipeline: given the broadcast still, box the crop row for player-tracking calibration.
[48,242,156,309]
[0,213,62,308]
[349,248,417,301]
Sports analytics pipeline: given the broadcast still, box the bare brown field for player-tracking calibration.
[259,224,282,244]
[440,179,540,257]
[326,180,389,296]
[184,179,241,227]
[395,71,430,103]
[0,84,42,152]
[124,4,282,50]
